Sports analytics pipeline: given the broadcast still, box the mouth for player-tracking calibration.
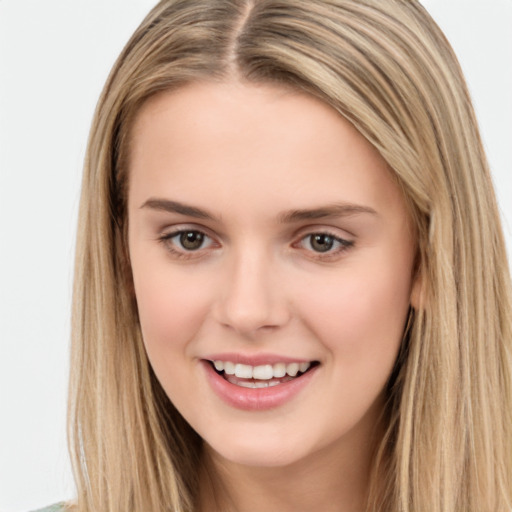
[207,359,320,389]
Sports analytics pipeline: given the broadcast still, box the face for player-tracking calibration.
[128,81,418,470]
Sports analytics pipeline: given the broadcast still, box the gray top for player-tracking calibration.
[30,504,66,512]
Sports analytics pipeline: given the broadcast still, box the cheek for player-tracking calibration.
[294,256,411,366]
[130,256,213,359]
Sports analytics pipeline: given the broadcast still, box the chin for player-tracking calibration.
[203,428,319,469]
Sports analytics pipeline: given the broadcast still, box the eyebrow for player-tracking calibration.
[278,203,378,223]
[140,198,377,223]
[140,198,218,220]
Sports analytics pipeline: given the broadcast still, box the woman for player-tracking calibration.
[38,0,512,510]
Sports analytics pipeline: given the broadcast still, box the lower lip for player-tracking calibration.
[201,360,318,411]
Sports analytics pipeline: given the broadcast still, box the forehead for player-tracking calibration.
[127,81,405,221]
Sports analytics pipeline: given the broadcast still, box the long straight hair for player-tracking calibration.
[68,1,512,510]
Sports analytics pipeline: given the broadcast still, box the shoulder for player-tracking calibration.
[29,504,67,512]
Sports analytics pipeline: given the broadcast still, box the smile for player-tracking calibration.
[212,360,312,380]
[205,359,319,402]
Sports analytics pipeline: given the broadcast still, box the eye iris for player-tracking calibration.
[310,234,334,252]
[180,231,204,250]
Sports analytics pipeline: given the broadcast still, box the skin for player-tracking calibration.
[128,81,419,512]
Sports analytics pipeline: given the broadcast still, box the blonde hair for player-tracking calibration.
[68,1,512,510]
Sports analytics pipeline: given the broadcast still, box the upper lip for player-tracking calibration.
[203,353,316,366]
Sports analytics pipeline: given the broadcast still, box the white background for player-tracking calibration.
[0,1,511,511]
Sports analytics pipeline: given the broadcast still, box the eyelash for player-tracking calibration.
[157,229,354,261]
[293,232,354,260]
[157,229,217,260]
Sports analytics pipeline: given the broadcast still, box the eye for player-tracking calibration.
[158,229,216,256]
[307,234,336,253]
[297,232,353,256]
[176,230,207,251]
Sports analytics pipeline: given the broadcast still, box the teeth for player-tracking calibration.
[238,380,273,388]
[237,381,265,388]
[299,362,311,373]
[273,363,286,378]
[252,364,273,380]
[287,362,299,377]
[224,361,236,375]
[228,377,282,388]
[212,360,313,380]
[235,363,253,379]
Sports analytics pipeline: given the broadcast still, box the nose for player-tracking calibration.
[214,248,291,337]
